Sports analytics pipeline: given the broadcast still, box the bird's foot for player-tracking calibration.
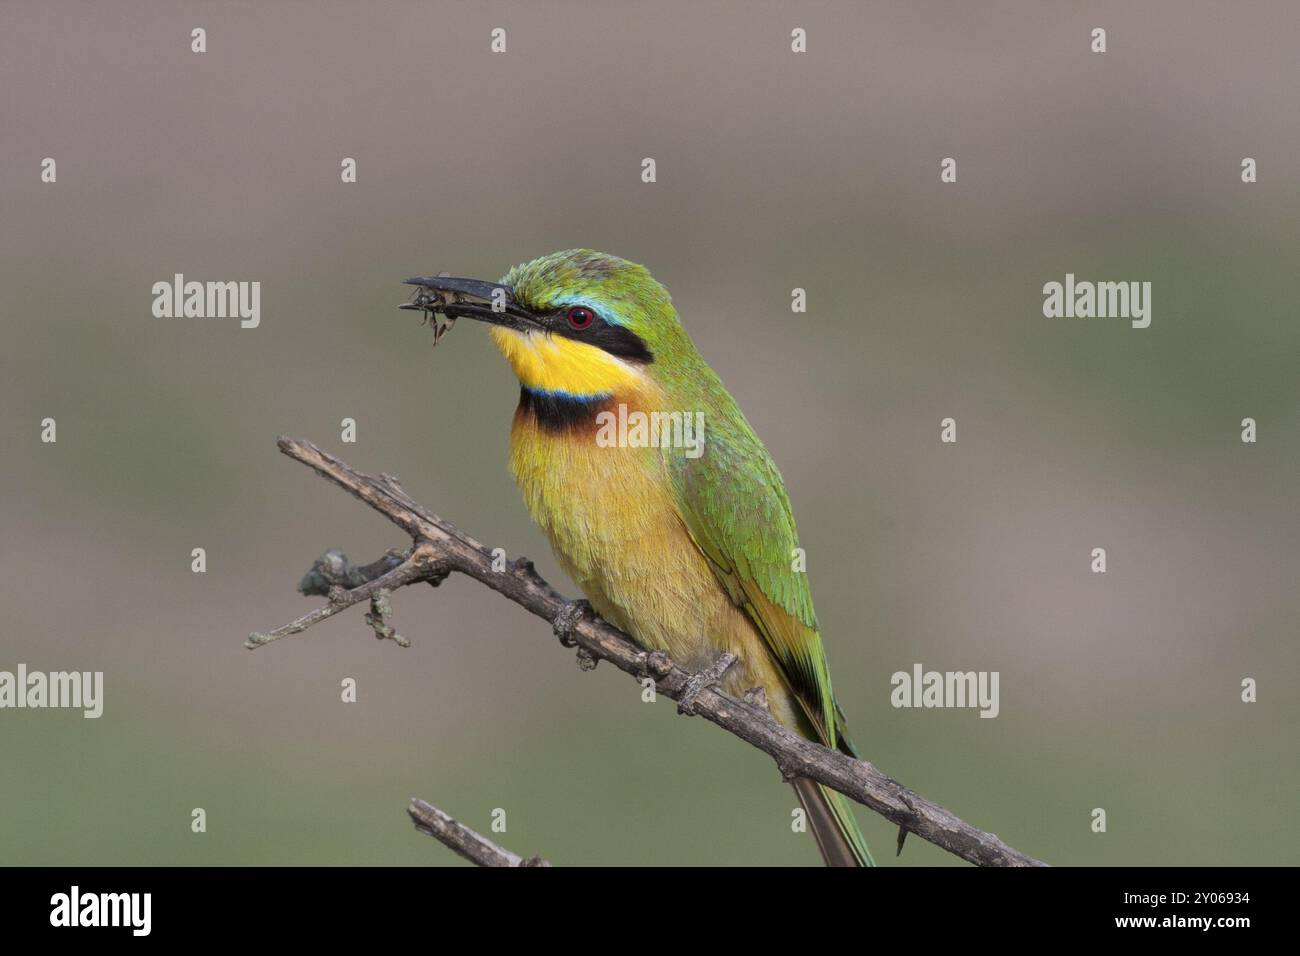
[677,651,737,716]
[552,599,592,648]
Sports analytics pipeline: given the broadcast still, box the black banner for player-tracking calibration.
[0,866,1275,941]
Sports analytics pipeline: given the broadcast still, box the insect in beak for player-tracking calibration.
[399,273,459,348]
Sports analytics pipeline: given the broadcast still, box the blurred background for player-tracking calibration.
[1,1,1296,866]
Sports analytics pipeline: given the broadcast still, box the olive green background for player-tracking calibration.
[2,1,1296,866]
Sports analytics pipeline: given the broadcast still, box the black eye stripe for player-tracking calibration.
[542,308,655,363]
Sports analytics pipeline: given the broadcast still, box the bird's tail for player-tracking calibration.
[792,777,876,867]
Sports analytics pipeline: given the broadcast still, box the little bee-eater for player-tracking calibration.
[406,250,873,866]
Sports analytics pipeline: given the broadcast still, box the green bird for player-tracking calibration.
[408,249,873,866]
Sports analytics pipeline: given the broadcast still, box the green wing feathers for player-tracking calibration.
[670,415,838,744]
[667,401,874,866]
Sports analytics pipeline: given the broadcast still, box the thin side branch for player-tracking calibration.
[250,437,1047,868]
[246,552,434,648]
[407,799,550,867]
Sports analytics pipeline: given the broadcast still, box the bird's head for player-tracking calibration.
[404,249,688,399]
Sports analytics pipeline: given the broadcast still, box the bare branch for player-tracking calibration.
[407,799,550,867]
[245,547,438,649]
[250,437,1048,868]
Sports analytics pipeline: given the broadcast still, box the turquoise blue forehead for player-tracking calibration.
[499,279,633,327]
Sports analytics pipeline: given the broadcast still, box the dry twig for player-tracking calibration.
[407,798,550,867]
[248,437,1047,868]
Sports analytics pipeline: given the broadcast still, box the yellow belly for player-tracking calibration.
[507,412,798,726]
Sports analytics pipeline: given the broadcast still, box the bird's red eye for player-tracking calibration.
[566,306,595,330]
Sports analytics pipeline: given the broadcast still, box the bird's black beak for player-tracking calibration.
[400,275,541,332]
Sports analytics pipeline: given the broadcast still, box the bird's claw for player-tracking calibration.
[552,599,592,648]
[677,651,737,716]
